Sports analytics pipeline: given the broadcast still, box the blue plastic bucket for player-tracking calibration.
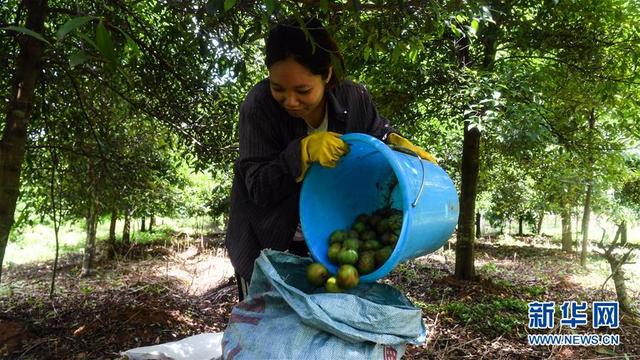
[300,133,459,282]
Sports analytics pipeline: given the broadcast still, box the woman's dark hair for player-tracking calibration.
[265,18,345,88]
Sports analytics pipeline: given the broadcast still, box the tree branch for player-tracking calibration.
[495,55,640,85]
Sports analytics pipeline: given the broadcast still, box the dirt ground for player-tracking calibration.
[1,234,638,359]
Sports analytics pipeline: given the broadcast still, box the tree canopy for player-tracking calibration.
[1,0,640,281]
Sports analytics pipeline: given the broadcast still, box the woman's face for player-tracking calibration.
[268,58,329,120]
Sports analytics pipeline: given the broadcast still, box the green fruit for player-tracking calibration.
[375,246,393,266]
[357,252,376,274]
[360,240,375,253]
[336,264,360,290]
[368,214,382,228]
[388,214,403,230]
[388,233,399,245]
[360,240,373,251]
[329,230,346,244]
[362,239,382,251]
[376,219,389,235]
[352,221,366,233]
[327,243,342,264]
[343,237,360,251]
[307,262,329,287]
[325,276,343,293]
[360,230,377,242]
[337,249,359,265]
[347,230,359,239]
[380,232,391,245]
[355,213,369,224]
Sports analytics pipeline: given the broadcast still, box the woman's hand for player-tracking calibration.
[297,131,349,182]
[387,133,437,164]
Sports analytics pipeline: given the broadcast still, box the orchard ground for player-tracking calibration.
[0,217,639,359]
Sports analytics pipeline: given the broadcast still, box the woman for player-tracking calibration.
[225,18,435,301]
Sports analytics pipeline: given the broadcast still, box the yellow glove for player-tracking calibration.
[297,131,349,182]
[387,133,437,164]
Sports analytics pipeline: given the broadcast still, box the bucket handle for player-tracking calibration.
[388,145,426,207]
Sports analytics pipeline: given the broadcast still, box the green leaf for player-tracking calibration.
[109,24,142,59]
[56,16,95,40]
[392,44,402,62]
[124,34,141,57]
[470,19,479,33]
[409,49,418,62]
[320,0,329,11]
[69,51,90,68]
[78,33,97,49]
[224,0,236,11]
[264,0,275,14]
[2,26,50,45]
[95,20,116,66]
[449,23,461,37]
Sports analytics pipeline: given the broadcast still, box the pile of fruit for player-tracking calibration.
[306,208,403,293]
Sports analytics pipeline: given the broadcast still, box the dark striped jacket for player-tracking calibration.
[225,78,394,281]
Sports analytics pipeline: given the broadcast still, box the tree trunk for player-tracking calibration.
[123,208,131,245]
[561,205,573,252]
[108,209,117,260]
[518,216,524,236]
[601,222,636,315]
[149,214,155,233]
[475,212,481,238]
[141,216,146,232]
[49,143,60,298]
[0,0,47,284]
[455,117,480,280]
[604,249,635,315]
[610,262,634,314]
[50,219,61,296]
[453,0,506,280]
[81,203,98,277]
[81,160,98,277]
[580,111,596,267]
[580,183,592,266]
[453,22,483,280]
[536,211,544,235]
